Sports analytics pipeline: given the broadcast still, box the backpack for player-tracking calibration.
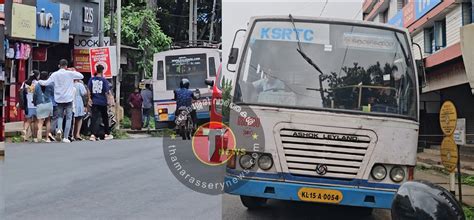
[18,83,27,110]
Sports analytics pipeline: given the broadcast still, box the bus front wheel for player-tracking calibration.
[240,196,267,209]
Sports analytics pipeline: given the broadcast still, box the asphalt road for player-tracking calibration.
[2,137,390,220]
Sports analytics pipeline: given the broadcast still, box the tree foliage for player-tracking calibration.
[106,4,172,78]
[323,62,399,109]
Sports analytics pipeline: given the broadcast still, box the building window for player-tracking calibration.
[424,28,434,54]
[434,19,446,50]
[156,61,164,80]
[397,0,408,11]
[424,19,446,53]
[462,1,473,25]
[208,57,216,77]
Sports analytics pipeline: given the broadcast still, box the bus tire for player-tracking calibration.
[240,196,267,209]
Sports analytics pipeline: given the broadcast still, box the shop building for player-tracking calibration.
[2,0,98,123]
[363,0,474,146]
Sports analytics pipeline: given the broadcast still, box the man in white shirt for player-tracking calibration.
[38,59,84,143]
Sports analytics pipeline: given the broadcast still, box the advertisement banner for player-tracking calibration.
[11,3,36,40]
[89,47,115,79]
[73,49,90,72]
[73,37,111,73]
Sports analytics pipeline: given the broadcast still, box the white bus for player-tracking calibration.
[224,16,419,213]
[152,48,221,128]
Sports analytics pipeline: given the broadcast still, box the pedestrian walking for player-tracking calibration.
[33,71,54,143]
[141,84,153,129]
[88,65,114,141]
[38,59,84,143]
[20,70,39,142]
[128,88,143,130]
[49,91,58,142]
[72,79,87,141]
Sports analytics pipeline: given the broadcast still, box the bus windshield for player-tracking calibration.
[166,53,208,90]
[235,20,417,119]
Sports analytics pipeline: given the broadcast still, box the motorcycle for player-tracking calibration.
[175,89,200,140]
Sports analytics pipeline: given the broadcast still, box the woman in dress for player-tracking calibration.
[128,88,143,130]
[33,71,54,142]
[72,79,87,140]
[22,70,40,142]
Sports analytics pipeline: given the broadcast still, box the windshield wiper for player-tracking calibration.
[289,14,324,75]
[289,14,326,101]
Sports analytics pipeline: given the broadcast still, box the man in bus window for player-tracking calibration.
[252,68,285,92]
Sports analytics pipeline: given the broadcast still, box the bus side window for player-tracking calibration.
[209,57,216,77]
[157,61,164,80]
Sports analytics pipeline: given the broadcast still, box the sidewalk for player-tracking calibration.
[417,148,474,175]
[415,167,474,207]
[5,121,23,138]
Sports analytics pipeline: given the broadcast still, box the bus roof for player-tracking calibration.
[247,15,410,35]
[153,48,221,57]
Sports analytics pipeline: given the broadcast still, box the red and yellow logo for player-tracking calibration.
[191,122,237,166]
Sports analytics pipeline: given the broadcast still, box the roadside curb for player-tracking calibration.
[416,161,474,176]
[123,129,158,134]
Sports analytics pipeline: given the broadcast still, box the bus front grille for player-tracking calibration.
[279,128,371,180]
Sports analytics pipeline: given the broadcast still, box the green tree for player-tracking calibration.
[106,4,172,78]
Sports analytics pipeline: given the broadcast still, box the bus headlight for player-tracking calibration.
[371,165,387,180]
[257,154,273,170]
[239,154,255,170]
[390,166,405,182]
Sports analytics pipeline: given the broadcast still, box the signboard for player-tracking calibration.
[11,3,36,40]
[439,101,457,136]
[89,46,117,79]
[73,49,90,72]
[59,3,70,43]
[387,0,443,28]
[57,0,99,36]
[73,37,111,73]
[454,118,466,146]
[441,136,458,173]
[32,47,47,62]
[415,0,442,20]
[90,47,112,78]
[35,0,70,43]
[74,36,110,49]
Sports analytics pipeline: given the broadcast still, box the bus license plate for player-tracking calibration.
[159,114,168,121]
[297,188,343,204]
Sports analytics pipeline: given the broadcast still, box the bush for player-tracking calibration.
[121,116,131,129]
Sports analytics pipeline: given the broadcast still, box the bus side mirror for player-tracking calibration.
[227,29,246,73]
[228,48,239,64]
[416,59,426,88]
[205,79,214,87]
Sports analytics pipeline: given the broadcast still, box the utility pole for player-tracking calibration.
[98,0,105,46]
[208,0,217,43]
[110,0,115,45]
[189,0,194,45]
[193,0,197,43]
[116,0,122,127]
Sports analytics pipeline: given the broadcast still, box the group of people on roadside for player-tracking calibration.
[127,84,153,130]
[20,59,114,143]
